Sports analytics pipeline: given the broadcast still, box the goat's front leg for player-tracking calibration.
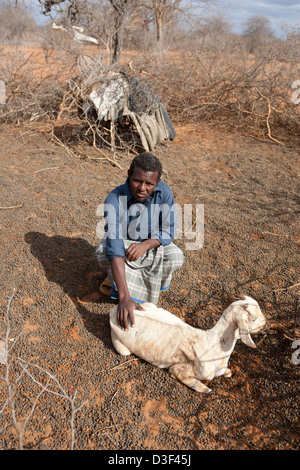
[111,330,132,356]
[169,363,212,393]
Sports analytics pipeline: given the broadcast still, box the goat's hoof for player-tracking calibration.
[223,368,232,377]
[197,384,212,393]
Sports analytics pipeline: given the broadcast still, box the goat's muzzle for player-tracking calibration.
[251,320,270,336]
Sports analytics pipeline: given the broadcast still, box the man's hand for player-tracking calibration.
[110,257,145,330]
[125,242,148,262]
[117,297,144,331]
[125,239,161,262]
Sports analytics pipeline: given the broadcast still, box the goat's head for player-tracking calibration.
[230,296,267,348]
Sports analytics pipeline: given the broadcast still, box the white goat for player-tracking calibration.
[109,296,267,393]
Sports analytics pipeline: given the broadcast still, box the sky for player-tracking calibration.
[221,0,300,36]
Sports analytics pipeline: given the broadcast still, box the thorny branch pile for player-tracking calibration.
[0,42,300,150]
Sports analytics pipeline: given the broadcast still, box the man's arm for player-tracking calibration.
[110,239,159,329]
[110,257,143,331]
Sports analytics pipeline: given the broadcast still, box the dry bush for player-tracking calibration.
[0,3,37,43]
[0,45,77,123]
[1,30,299,147]
[49,54,171,158]
[129,40,300,144]
[0,290,87,450]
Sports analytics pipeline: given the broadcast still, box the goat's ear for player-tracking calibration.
[236,311,257,348]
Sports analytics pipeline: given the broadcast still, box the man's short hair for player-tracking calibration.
[129,152,162,180]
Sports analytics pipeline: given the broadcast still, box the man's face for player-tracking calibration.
[128,166,160,202]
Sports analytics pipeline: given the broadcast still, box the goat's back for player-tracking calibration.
[109,303,194,368]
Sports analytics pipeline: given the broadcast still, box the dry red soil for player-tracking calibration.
[0,120,299,450]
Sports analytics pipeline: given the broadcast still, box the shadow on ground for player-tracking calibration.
[24,231,115,344]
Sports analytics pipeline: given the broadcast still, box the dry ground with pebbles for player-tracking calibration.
[0,120,299,450]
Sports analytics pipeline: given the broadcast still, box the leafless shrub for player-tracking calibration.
[0,289,87,450]
[0,3,37,43]
[1,20,299,148]
[0,45,77,123]
[242,15,276,54]
[130,39,300,144]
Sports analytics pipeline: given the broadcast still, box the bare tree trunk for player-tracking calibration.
[110,0,128,63]
[155,13,163,51]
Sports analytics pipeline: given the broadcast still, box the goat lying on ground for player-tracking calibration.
[110,296,267,393]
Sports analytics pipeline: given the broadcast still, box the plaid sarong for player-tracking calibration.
[96,240,184,304]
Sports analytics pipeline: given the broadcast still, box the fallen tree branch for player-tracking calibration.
[50,132,81,159]
[86,120,123,169]
[1,288,87,450]
[255,88,284,145]
[269,320,300,341]
[0,204,23,210]
[34,166,60,174]
[273,282,300,292]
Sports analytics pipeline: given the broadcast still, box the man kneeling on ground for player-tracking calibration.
[96,152,184,331]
